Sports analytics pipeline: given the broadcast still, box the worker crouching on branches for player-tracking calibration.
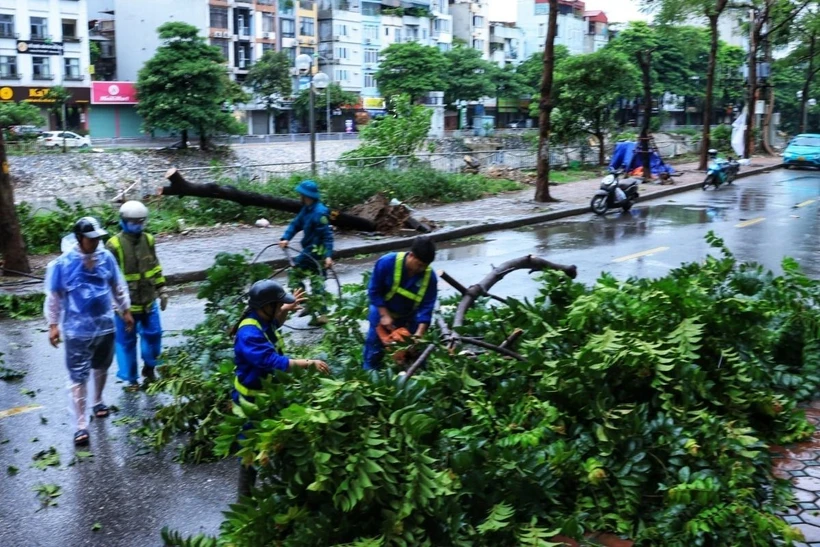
[106,200,168,390]
[279,180,334,327]
[363,236,438,371]
[44,217,134,446]
[232,279,329,498]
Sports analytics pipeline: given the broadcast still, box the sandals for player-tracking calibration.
[92,403,110,418]
[74,429,89,446]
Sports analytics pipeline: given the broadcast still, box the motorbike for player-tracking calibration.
[702,157,740,190]
[590,169,640,215]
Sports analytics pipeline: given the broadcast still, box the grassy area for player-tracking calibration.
[17,167,521,255]
[549,169,603,184]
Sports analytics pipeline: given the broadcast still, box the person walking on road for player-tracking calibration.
[106,201,168,390]
[44,217,134,446]
[232,280,329,498]
[279,180,334,326]
[363,237,438,371]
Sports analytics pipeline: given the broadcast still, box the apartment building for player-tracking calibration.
[583,10,610,53]
[318,0,363,93]
[449,0,489,59]
[489,21,523,67]
[517,0,586,57]
[0,0,91,130]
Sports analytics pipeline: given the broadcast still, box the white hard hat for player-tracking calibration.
[119,200,148,220]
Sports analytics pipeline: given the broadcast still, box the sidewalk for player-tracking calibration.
[151,156,782,284]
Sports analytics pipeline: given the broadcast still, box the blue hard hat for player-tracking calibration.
[295,180,320,200]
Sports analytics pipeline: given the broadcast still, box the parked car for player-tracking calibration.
[37,131,91,148]
[8,125,43,140]
[507,119,528,129]
[782,134,820,169]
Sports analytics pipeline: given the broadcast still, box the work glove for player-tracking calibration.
[159,291,169,311]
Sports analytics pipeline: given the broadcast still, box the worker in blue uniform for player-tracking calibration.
[232,279,329,498]
[363,236,438,370]
[279,180,334,326]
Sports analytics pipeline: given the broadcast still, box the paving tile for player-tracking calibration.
[804,461,820,467]
[777,459,808,471]
[804,467,820,479]
[794,488,818,503]
[784,515,805,524]
[795,477,820,493]
[794,470,810,477]
[799,510,820,527]
[795,523,820,542]
[800,502,819,510]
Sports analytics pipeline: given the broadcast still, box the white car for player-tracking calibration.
[37,131,91,148]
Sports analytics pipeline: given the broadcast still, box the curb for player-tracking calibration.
[163,163,782,286]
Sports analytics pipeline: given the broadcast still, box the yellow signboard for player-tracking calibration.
[363,97,385,110]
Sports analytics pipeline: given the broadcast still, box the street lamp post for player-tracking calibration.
[796,90,816,134]
[295,54,330,175]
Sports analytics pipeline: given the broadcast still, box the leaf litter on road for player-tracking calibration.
[32,447,60,470]
[32,483,61,509]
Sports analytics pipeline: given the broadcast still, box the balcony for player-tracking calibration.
[63,35,82,43]
[33,73,54,80]
[0,72,20,80]
[237,28,251,39]
[64,74,84,81]
[299,0,315,9]
[0,30,17,39]
[31,33,51,41]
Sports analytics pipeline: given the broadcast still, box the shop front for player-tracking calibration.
[88,82,145,138]
[0,85,91,131]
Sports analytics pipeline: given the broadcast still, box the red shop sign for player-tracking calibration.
[91,81,138,105]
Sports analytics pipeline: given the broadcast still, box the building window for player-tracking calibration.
[32,56,50,79]
[335,46,348,59]
[101,41,115,57]
[364,48,378,64]
[300,46,315,58]
[212,38,230,60]
[0,14,13,38]
[384,27,389,37]
[286,47,296,63]
[210,7,228,29]
[62,19,77,40]
[334,24,348,36]
[362,2,379,16]
[437,42,451,52]
[364,25,378,41]
[64,58,81,79]
[434,19,449,33]
[30,17,47,40]
[301,19,315,36]
[395,29,401,42]
[538,23,546,37]
[235,10,251,35]
[0,56,17,77]
[473,16,484,28]
[262,42,274,53]
[364,73,376,88]
[335,69,348,81]
[262,13,275,33]
[235,43,251,68]
[281,19,296,38]
[422,29,427,39]
[279,0,294,15]
[472,39,484,51]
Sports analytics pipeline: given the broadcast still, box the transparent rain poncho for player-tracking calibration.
[44,243,130,339]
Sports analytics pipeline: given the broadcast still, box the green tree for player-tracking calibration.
[245,50,293,134]
[340,94,431,165]
[515,45,570,97]
[292,82,358,128]
[43,86,72,153]
[553,50,640,165]
[136,22,243,149]
[374,42,446,102]
[442,45,497,106]
[0,102,43,274]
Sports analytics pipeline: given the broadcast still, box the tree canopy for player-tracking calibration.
[374,42,447,101]
[136,22,243,145]
[442,45,498,106]
[245,50,293,114]
[292,82,359,121]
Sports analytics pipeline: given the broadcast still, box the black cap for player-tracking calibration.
[248,280,296,309]
[410,236,436,265]
[73,216,108,240]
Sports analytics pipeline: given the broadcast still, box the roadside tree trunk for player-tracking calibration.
[745,8,759,159]
[701,13,721,169]
[799,33,817,134]
[0,130,31,274]
[199,126,207,150]
[180,129,188,149]
[534,0,559,203]
[636,51,653,183]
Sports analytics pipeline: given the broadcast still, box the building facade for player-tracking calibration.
[449,0,489,59]
[583,9,609,53]
[0,0,92,130]
[517,0,586,58]
[489,21,523,67]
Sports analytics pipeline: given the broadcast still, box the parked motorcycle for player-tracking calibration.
[590,170,640,215]
[702,157,740,190]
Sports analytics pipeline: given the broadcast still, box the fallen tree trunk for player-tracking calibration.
[162,168,377,232]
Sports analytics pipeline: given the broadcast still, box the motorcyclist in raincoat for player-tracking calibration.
[44,217,134,446]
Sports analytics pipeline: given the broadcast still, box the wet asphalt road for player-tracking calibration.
[0,167,818,546]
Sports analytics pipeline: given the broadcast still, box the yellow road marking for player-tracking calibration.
[0,404,42,420]
[795,199,816,208]
[735,217,766,228]
[613,247,670,263]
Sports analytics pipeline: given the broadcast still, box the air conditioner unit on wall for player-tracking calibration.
[263,32,271,38]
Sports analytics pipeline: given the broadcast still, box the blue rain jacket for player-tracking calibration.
[44,246,130,339]
[282,201,334,259]
[233,311,290,394]
[367,252,438,326]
